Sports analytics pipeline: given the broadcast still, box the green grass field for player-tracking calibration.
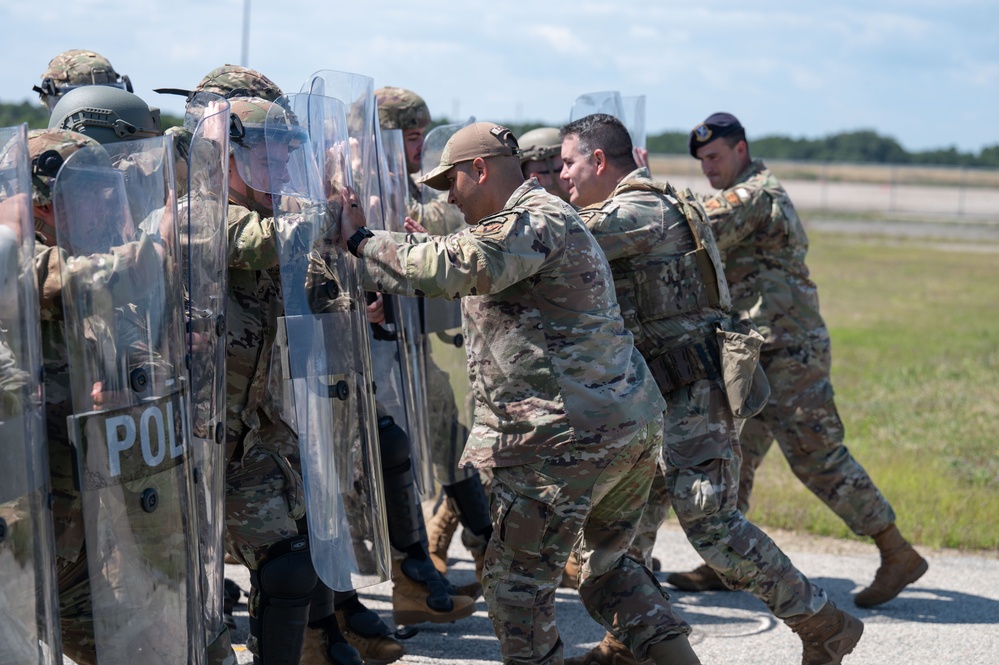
[746,232,999,552]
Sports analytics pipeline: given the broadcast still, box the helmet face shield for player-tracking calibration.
[230,122,309,196]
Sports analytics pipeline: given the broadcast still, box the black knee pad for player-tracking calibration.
[378,415,424,552]
[249,536,317,665]
[445,474,493,538]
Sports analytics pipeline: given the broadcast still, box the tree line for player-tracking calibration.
[8,100,997,169]
[460,119,999,169]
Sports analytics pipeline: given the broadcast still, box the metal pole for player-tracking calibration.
[241,0,251,67]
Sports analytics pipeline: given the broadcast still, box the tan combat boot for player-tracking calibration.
[561,550,581,589]
[564,632,643,665]
[854,524,928,608]
[790,600,864,665]
[334,608,405,665]
[300,623,363,665]
[426,500,460,575]
[664,564,731,592]
[391,558,476,625]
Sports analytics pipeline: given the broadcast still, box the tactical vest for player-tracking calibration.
[586,179,730,326]
[584,179,733,395]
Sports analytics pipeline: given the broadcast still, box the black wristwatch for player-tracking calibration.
[347,227,374,257]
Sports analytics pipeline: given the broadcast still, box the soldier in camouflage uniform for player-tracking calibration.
[517,127,570,203]
[30,127,101,665]
[560,113,864,665]
[374,87,494,583]
[340,121,701,665]
[192,67,477,665]
[30,123,199,664]
[33,49,132,112]
[180,68,371,665]
[676,112,927,610]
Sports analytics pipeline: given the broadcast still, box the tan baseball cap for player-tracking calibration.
[419,122,520,190]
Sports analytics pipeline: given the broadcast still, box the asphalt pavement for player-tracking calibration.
[223,522,999,665]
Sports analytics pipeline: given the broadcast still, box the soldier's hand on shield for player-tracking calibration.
[326,146,350,193]
[633,146,649,168]
[403,217,427,234]
[155,192,176,261]
[365,292,386,325]
[338,186,367,249]
[203,100,226,145]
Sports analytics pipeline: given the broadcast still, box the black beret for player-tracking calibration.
[689,112,744,157]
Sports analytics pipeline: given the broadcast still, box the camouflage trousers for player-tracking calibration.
[225,415,306,622]
[634,378,826,624]
[483,413,690,665]
[738,342,895,536]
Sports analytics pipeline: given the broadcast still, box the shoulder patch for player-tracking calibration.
[724,191,741,206]
[578,199,618,225]
[735,187,750,202]
[475,209,522,241]
[704,198,723,210]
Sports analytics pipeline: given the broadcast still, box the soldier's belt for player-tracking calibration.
[645,335,720,396]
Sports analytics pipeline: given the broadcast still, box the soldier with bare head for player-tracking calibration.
[559,112,865,665]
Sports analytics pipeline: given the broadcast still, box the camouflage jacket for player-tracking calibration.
[578,167,730,360]
[702,160,825,350]
[224,201,285,455]
[359,178,665,469]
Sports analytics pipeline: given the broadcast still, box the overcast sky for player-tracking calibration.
[3,1,997,152]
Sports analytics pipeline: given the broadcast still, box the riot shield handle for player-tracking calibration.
[366,292,398,341]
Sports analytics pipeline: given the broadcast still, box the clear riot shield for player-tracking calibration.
[304,71,434,495]
[371,126,433,494]
[0,125,61,665]
[621,95,647,151]
[51,136,203,664]
[181,92,230,645]
[418,122,477,490]
[236,93,390,591]
[569,90,626,123]
[301,70,384,229]
[571,91,646,155]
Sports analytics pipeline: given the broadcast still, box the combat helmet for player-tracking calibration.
[517,127,562,163]
[374,87,430,131]
[26,128,102,241]
[34,49,132,111]
[48,86,162,145]
[155,65,285,104]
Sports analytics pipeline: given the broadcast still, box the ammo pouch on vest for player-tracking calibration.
[645,334,720,396]
[716,318,770,419]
